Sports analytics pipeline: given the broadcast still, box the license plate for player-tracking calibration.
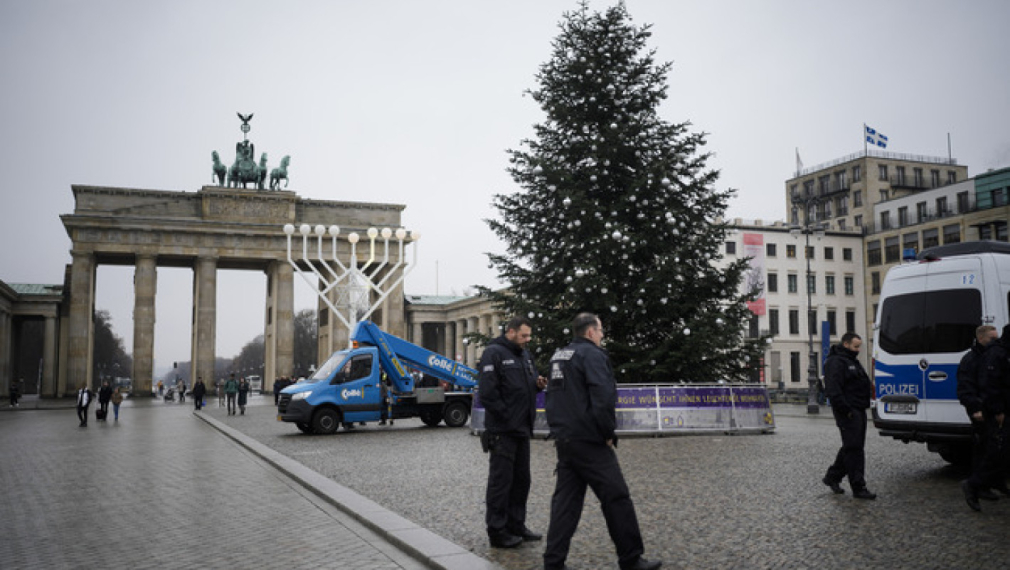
[884,402,916,414]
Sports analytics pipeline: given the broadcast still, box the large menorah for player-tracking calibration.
[283,223,419,347]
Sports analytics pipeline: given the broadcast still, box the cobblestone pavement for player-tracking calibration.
[0,397,431,570]
[217,399,1010,570]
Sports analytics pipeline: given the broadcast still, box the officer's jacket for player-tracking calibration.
[823,344,872,416]
[957,342,989,416]
[545,337,616,443]
[477,335,539,437]
[981,339,1010,416]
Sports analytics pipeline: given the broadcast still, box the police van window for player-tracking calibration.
[348,355,373,381]
[878,290,981,354]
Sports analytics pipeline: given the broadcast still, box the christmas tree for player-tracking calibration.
[480,2,767,383]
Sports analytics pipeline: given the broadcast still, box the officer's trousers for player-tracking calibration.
[485,434,531,535]
[967,416,1008,491]
[543,439,644,570]
[825,408,867,489]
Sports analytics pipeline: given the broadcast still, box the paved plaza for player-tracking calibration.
[5,396,1010,569]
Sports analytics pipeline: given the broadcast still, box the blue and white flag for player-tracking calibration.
[865,125,888,148]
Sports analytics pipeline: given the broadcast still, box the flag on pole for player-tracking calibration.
[865,125,888,148]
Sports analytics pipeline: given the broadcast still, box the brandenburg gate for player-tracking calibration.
[60,185,406,396]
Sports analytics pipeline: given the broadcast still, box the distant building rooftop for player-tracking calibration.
[405,295,470,306]
[7,283,63,297]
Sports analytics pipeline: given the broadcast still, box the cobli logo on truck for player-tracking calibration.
[428,354,455,374]
[341,388,362,400]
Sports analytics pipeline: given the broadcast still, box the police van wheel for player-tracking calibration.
[312,409,340,435]
[443,401,470,428]
[296,422,313,434]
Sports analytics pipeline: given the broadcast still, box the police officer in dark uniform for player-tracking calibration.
[543,313,661,570]
[822,332,876,499]
[478,316,547,548]
[963,324,1010,511]
[956,325,1001,505]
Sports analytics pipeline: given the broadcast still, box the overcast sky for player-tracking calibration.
[2,0,1008,376]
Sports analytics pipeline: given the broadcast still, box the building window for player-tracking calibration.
[895,166,905,186]
[787,244,797,258]
[931,169,940,188]
[806,246,815,259]
[903,232,918,257]
[948,170,957,184]
[836,170,848,190]
[766,243,777,257]
[787,274,798,293]
[879,165,888,181]
[807,273,816,294]
[936,196,948,216]
[838,219,847,230]
[827,310,837,336]
[824,247,834,260]
[880,189,889,201]
[853,165,862,182]
[767,272,778,293]
[725,241,736,255]
[872,272,881,294]
[897,206,908,226]
[880,211,891,230]
[838,195,849,216]
[854,215,863,227]
[867,240,882,266]
[916,202,928,223]
[923,228,940,248]
[791,351,801,383]
[807,308,817,336]
[844,275,855,296]
[769,309,779,336]
[853,190,863,207]
[913,167,923,187]
[826,275,836,295]
[957,191,971,213]
[789,309,800,335]
[748,314,760,338]
[843,248,853,261]
[819,175,830,195]
[823,200,832,218]
[885,236,900,263]
[993,188,1007,207]
[846,310,856,334]
[943,224,961,245]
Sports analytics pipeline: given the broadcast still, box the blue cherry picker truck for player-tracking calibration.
[277,320,478,434]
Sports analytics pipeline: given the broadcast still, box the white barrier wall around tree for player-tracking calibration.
[471,384,776,436]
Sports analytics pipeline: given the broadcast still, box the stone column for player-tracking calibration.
[132,254,157,397]
[66,251,95,394]
[445,321,456,359]
[467,316,479,364]
[412,322,424,347]
[42,316,56,397]
[190,256,217,393]
[455,319,466,362]
[275,262,294,384]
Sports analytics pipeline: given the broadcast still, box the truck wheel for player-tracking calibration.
[420,409,442,427]
[296,422,313,434]
[312,409,340,435]
[443,401,470,428]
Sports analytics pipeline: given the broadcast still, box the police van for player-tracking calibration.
[873,241,1010,464]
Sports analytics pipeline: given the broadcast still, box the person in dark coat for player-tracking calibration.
[822,332,876,499]
[97,381,113,420]
[76,383,93,427]
[237,377,250,415]
[477,316,546,549]
[963,324,1010,511]
[192,377,207,411]
[956,325,1000,502]
[543,313,661,570]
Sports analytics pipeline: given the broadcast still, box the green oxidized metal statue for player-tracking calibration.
[211,151,227,186]
[270,155,290,190]
[213,113,290,191]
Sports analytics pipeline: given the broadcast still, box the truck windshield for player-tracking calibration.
[311,350,349,382]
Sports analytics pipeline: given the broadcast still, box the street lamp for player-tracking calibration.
[790,195,827,415]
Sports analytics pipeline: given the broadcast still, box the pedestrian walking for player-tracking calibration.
[273,376,283,406]
[76,383,93,427]
[157,380,164,396]
[217,378,225,407]
[224,373,239,415]
[111,387,124,421]
[962,324,1010,511]
[238,377,250,415]
[822,332,877,500]
[193,377,207,411]
[477,316,546,549]
[176,379,186,403]
[543,313,661,570]
[9,377,23,407]
[956,325,1002,505]
[97,380,113,420]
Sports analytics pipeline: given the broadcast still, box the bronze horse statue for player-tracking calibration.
[270,155,290,190]
[211,151,227,186]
